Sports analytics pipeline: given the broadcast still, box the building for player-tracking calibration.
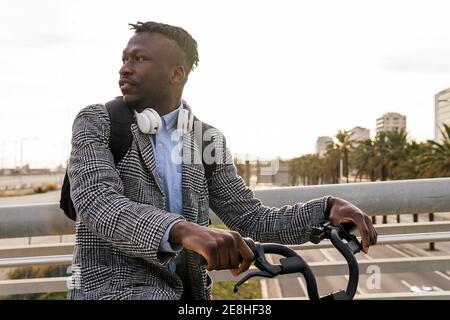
[315,136,333,155]
[376,112,406,134]
[350,126,370,142]
[435,88,450,142]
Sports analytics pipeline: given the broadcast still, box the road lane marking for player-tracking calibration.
[434,271,450,281]
[385,244,410,257]
[296,277,308,297]
[386,244,450,286]
[401,279,413,290]
[319,249,335,261]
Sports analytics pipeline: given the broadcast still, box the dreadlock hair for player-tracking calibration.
[129,21,199,72]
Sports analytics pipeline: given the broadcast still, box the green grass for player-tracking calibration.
[212,280,261,300]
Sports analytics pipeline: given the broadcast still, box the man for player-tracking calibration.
[67,21,377,300]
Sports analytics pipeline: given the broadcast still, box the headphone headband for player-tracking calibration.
[134,101,193,135]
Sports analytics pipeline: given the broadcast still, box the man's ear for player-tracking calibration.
[171,65,187,85]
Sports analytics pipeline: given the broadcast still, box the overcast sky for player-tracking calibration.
[1,0,450,168]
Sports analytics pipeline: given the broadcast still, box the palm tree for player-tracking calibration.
[302,154,322,185]
[352,139,376,181]
[373,132,390,181]
[335,130,354,183]
[385,129,408,180]
[395,141,428,179]
[419,124,450,178]
[323,143,340,184]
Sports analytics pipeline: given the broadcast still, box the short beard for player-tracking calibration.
[122,95,140,109]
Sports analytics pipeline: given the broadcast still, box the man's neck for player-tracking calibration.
[153,101,181,116]
[147,92,182,116]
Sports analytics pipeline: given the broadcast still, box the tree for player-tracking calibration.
[323,143,340,184]
[353,139,376,182]
[373,132,390,181]
[385,129,408,180]
[419,124,450,178]
[335,130,354,183]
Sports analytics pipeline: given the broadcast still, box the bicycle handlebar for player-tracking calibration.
[234,222,363,300]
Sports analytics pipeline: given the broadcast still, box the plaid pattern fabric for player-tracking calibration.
[67,103,329,300]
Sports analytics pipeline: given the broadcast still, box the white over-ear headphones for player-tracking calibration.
[134,101,194,135]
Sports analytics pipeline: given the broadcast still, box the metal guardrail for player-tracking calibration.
[0,178,449,298]
[2,231,450,266]
[209,255,450,281]
[253,177,450,215]
[1,223,449,258]
[0,277,68,296]
[1,178,450,238]
[2,255,450,296]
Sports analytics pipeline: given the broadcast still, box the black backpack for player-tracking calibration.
[59,97,216,221]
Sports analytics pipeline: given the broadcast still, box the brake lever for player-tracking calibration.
[234,239,283,293]
[335,224,363,254]
[310,222,363,254]
[233,270,278,293]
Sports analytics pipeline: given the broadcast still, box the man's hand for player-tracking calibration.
[328,197,378,254]
[169,221,254,276]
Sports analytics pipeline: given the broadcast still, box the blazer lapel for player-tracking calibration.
[131,123,164,193]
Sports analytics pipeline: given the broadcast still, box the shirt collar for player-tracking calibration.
[161,102,181,131]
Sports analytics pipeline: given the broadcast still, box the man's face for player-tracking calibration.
[119,32,182,108]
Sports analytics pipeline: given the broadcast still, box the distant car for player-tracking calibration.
[409,285,434,292]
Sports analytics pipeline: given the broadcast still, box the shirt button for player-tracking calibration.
[157,143,163,148]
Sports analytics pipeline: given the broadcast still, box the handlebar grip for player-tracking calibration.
[243,237,258,257]
[340,222,357,233]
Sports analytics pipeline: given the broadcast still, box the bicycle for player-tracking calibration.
[234,222,363,300]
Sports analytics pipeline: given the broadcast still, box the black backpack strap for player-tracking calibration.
[60,172,76,221]
[105,97,134,164]
[193,118,216,186]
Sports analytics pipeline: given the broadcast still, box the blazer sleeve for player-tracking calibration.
[68,104,185,264]
[207,128,329,245]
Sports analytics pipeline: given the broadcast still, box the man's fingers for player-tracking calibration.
[364,215,378,246]
[230,268,240,277]
[205,246,220,271]
[355,216,371,254]
[236,238,254,275]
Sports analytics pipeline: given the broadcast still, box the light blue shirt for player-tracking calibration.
[152,107,184,256]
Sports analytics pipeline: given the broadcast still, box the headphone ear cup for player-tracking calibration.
[135,110,151,134]
[145,109,162,134]
[135,108,162,134]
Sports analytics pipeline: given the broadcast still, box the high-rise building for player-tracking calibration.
[350,126,370,142]
[315,136,333,155]
[376,112,406,134]
[435,88,450,142]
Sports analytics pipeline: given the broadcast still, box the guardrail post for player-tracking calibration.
[413,213,418,223]
[428,213,435,251]
[383,215,387,224]
[372,216,376,225]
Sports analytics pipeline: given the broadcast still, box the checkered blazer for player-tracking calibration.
[66,102,329,300]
